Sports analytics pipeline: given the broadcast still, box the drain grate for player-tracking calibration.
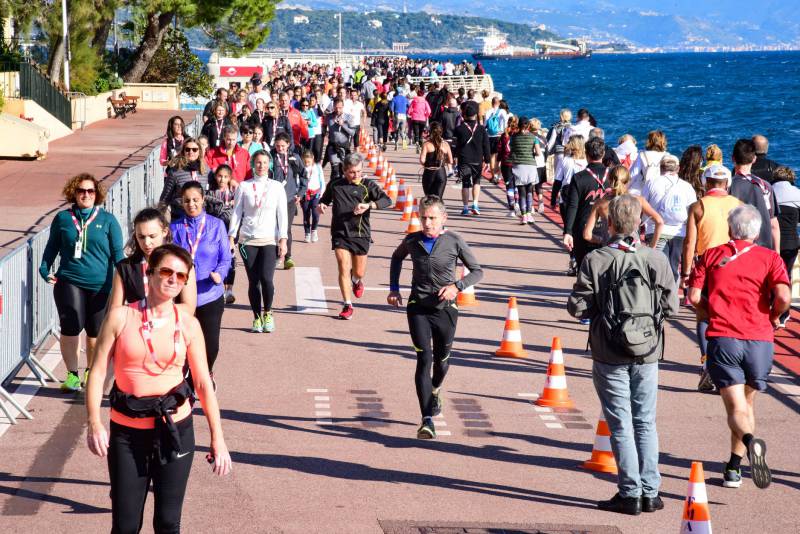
[379,521,624,534]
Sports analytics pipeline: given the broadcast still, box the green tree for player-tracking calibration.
[141,26,212,98]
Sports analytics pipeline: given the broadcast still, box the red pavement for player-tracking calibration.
[0,144,799,533]
[0,109,196,257]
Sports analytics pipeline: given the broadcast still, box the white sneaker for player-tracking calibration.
[507,210,516,217]
[537,203,545,214]
[519,215,527,225]
[304,233,312,243]
[311,230,319,242]
[526,212,535,223]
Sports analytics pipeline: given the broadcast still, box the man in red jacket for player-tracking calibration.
[279,91,309,149]
[205,125,250,184]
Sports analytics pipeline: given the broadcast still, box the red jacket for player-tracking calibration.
[284,107,309,146]
[205,145,251,183]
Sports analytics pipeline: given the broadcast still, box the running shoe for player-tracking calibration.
[580,318,591,326]
[778,315,790,329]
[519,215,527,225]
[311,230,319,242]
[722,468,742,488]
[304,233,312,243]
[747,437,771,489]
[284,258,296,270]
[567,258,578,276]
[225,289,236,305]
[61,371,82,392]
[507,210,516,218]
[251,316,263,333]
[338,304,354,320]
[352,280,365,299]
[431,391,443,417]
[471,205,481,215]
[460,207,471,216]
[526,212,534,224]
[537,202,546,214]
[697,369,716,392]
[417,417,436,439]
[262,311,275,333]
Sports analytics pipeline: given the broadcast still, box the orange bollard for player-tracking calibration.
[680,462,712,534]
[395,180,407,211]
[405,198,421,233]
[387,175,399,204]
[456,265,478,307]
[582,412,618,473]
[400,190,414,221]
[495,297,527,358]
[534,337,575,408]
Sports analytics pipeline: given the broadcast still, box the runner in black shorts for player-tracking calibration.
[453,101,490,216]
[318,153,391,320]
[388,196,483,439]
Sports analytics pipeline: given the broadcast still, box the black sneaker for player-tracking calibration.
[697,369,716,392]
[722,467,742,488]
[747,437,771,489]
[417,417,436,439]
[641,495,664,512]
[566,258,577,276]
[431,391,443,417]
[597,493,641,515]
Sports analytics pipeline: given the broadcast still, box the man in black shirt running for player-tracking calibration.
[318,153,391,320]
[388,195,483,439]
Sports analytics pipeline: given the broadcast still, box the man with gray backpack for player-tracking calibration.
[568,194,678,516]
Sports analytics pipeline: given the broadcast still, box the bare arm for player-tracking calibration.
[682,204,700,281]
[108,270,125,308]
[639,197,663,248]
[419,142,429,166]
[178,270,197,316]
[771,217,780,253]
[582,205,600,243]
[771,284,791,324]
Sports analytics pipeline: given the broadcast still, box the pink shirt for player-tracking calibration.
[408,96,431,122]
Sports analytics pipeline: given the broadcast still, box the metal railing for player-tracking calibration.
[19,61,72,128]
[407,74,496,96]
[0,63,20,100]
[0,111,202,424]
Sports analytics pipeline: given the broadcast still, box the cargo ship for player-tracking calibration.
[471,28,591,60]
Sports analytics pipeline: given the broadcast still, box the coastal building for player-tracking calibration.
[369,19,383,29]
[293,15,309,24]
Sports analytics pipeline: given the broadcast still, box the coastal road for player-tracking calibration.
[1,144,799,533]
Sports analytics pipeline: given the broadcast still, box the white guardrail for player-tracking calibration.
[0,112,202,424]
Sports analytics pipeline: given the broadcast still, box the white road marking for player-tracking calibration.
[295,267,328,314]
[533,406,553,413]
[317,419,333,425]
[545,422,564,429]
[315,411,332,417]
[539,415,558,421]
[306,388,328,393]
[517,392,539,398]
[0,346,62,437]
[771,373,800,397]
[321,286,569,297]
[314,396,330,401]
[437,430,452,436]
[315,403,330,409]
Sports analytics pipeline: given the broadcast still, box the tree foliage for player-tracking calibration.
[141,26,213,97]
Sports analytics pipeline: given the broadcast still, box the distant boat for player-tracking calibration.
[472,28,591,60]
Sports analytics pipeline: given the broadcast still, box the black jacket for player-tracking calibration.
[262,115,294,149]
[319,178,391,239]
[564,162,610,236]
[200,118,234,149]
[441,108,461,140]
[270,150,308,200]
[454,120,491,165]
[752,154,781,184]
[390,230,483,309]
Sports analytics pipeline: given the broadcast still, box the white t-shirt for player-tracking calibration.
[557,157,588,204]
[484,108,509,137]
[247,90,271,111]
[629,150,668,196]
[348,101,366,127]
[228,177,288,244]
[562,120,592,146]
[642,173,697,237]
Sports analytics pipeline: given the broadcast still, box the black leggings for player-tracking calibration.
[53,279,109,337]
[374,122,389,144]
[241,244,277,317]
[407,303,458,418]
[108,418,194,534]
[422,167,447,199]
[551,180,563,209]
[311,134,324,163]
[411,120,426,145]
[224,253,236,286]
[517,184,533,214]
[194,296,224,371]
[780,248,798,322]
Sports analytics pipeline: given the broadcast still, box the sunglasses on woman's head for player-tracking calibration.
[76,188,96,195]
[156,267,188,284]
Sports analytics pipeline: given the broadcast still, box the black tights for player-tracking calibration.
[108,418,194,534]
[411,120,426,145]
[240,244,277,317]
[407,303,458,418]
[194,296,224,371]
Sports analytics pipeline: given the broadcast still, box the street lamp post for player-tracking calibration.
[61,0,70,90]
[338,12,342,58]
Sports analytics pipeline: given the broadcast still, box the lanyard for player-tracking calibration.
[608,238,637,252]
[140,260,149,300]
[277,154,289,178]
[70,207,99,251]
[252,181,267,210]
[215,120,223,146]
[718,240,755,267]
[182,216,206,260]
[140,302,182,370]
[586,167,609,189]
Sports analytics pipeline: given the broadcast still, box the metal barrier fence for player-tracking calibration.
[407,74,497,97]
[0,111,202,424]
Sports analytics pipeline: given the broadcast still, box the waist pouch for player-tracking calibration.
[110,380,193,464]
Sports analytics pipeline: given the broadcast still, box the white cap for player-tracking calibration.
[702,164,732,188]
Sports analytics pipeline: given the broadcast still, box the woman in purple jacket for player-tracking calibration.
[171,181,232,385]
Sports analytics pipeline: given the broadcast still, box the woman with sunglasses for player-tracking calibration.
[160,115,185,166]
[86,244,232,534]
[171,182,231,382]
[239,125,264,156]
[160,137,209,220]
[299,98,320,155]
[262,102,293,149]
[39,174,124,392]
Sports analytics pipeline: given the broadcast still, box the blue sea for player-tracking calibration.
[198,50,800,171]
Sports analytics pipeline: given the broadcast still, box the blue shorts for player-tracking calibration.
[707,337,773,392]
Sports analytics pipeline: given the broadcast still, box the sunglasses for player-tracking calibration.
[267,106,276,110]
[155,267,189,284]
[76,188,96,195]
[184,147,200,153]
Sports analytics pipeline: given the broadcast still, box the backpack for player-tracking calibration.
[598,250,664,360]
[486,110,503,136]
[640,151,664,184]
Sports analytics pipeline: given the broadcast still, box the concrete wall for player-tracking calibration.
[0,112,49,158]
[5,97,72,141]
[72,91,114,127]
[119,83,180,110]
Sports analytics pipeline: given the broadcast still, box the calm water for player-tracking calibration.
[428,51,800,172]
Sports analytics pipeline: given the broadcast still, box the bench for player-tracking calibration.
[119,92,139,114]
[109,98,128,118]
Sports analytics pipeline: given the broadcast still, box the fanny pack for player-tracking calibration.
[110,380,193,464]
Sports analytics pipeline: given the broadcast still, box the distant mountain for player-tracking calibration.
[281,1,800,49]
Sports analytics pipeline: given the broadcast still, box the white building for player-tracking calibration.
[293,15,309,24]
[369,19,383,29]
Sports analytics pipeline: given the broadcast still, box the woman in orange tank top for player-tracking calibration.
[86,244,231,533]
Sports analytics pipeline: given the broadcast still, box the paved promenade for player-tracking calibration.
[0,110,196,257]
[0,143,799,533]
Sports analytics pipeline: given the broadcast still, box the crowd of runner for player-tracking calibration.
[32,54,797,528]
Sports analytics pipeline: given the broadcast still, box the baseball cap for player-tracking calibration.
[701,164,732,187]
[250,73,262,85]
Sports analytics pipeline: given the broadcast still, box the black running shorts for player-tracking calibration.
[458,163,482,189]
[53,279,109,337]
[332,236,371,256]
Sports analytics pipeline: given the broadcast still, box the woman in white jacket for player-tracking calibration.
[228,150,288,333]
[629,130,670,196]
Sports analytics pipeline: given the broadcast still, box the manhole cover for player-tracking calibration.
[379,521,624,534]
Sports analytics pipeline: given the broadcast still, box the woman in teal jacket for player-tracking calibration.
[40,173,124,392]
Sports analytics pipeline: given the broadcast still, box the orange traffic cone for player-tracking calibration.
[395,180,407,211]
[381,163,390,183]
[582,412,617,473]
[387,175,399,204]
[495,297,527,358]
[375,155,385,177]
[405,198,421,233]
[368,146,377,169]
[456,265,478,307]
[681,462,712,534]
[401,189,414,221]
[534,337,575,408]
